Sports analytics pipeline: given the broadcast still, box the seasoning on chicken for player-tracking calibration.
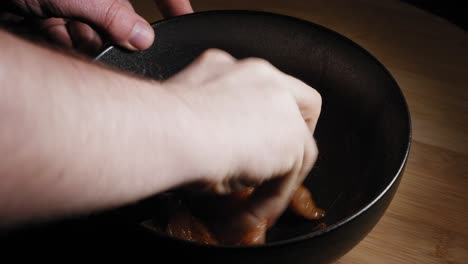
[149,184,325,245]
[289,185,326,220]
[166,202,218,245]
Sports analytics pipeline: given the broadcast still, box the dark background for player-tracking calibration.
[402,0,467,30]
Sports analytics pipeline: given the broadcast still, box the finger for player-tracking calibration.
[153,0,194,18]
[300,136,319,186]
[118,0,135,11]
[165,49,236,86]
[51,0,154,51]
[39,18,73,48]
[244,161,303,228]
[67,21,104,56]
[243,129,318,228]
[284,75,322,132]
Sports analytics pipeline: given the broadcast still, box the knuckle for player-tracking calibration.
[309,88,322,109]
[198,48,234,63]
[238,57,275,73]
[103,1,125,34]
[236,58,287,93]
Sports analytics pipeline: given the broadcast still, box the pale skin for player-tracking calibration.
[0,0,322,231]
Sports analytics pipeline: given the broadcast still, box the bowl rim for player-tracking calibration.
[95,9,412,249]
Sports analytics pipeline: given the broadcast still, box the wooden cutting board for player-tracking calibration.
[132,0,468,263]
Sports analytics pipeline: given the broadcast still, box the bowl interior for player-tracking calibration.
[96,10,410,244]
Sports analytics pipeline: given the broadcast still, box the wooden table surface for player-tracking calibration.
[133,1,468,263]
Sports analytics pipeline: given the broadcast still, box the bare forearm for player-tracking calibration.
[0,31,197,226]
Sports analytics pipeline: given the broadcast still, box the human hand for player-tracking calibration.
[163,49,322,243]
[0,0,193,54]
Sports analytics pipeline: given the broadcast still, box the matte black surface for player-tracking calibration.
[3,11,411,263]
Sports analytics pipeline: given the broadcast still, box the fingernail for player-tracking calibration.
[128,21,154,50]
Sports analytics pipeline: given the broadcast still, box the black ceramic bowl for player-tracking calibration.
[16,10,411,263]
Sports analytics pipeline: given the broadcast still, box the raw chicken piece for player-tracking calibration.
[156,184,325,245]
[289,185,326,220]
[166,202,218,245]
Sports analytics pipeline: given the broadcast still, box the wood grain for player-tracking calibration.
[132,0,468,263]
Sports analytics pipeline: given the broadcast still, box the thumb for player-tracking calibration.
[57,0,154,50]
